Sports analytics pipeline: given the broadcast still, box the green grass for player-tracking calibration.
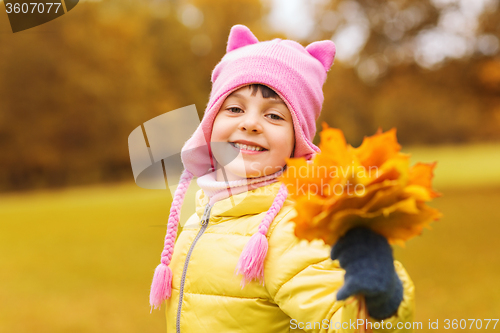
[0,183,175,333]
[402,142,500,189]
[394,186,500,332]
[1,143,500,332]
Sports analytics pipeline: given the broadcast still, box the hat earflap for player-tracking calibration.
[150,169,194,310]
[235,183,289,286]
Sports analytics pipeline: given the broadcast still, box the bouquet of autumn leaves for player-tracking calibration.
[280,124,442,247]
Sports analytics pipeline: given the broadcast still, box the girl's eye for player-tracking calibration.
[227,107,243,113]
[267,113,284,121]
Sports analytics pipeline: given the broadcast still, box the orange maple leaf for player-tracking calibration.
[280,124,442,246]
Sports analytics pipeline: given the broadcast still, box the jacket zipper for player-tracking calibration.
[176,203,213,333]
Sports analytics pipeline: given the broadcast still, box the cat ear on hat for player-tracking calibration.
[305,40,336,72]
[226,24,259,53]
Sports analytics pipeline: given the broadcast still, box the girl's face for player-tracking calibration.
[211,85,295,181]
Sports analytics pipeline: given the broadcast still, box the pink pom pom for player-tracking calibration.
[149,263,172,311]
[235,232,268,286]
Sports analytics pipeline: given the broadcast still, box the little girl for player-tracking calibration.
[150,25,415,332]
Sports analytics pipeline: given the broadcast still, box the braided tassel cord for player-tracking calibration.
[150,169,194,310]
[235,183,288,286]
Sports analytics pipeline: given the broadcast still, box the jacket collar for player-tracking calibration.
[195,181,283,220]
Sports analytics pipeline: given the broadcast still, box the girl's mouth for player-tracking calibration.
[230,142,268,154]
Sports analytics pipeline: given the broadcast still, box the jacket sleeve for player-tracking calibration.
[263,206,416,333]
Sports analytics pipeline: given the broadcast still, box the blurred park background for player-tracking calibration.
[1,0,500,332]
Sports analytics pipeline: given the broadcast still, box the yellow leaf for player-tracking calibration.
[353,128,401,169]
[283,126,442,246]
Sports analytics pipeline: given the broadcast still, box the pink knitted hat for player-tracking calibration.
[150,24,336,309]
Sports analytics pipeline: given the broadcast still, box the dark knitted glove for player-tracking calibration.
[331,227,404,320]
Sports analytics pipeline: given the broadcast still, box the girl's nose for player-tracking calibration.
[238,113,263,133]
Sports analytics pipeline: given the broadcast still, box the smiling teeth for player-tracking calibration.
[233,143,265,151]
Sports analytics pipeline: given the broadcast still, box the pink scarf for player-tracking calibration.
[196,168,284,205]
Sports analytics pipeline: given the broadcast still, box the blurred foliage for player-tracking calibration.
[320,59,500,147]
[0,0,275,191]
[309,0,500,68]
[311,0,500,145]
[0,0,499,192]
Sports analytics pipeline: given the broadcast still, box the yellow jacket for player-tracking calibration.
[166,182,415,332]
